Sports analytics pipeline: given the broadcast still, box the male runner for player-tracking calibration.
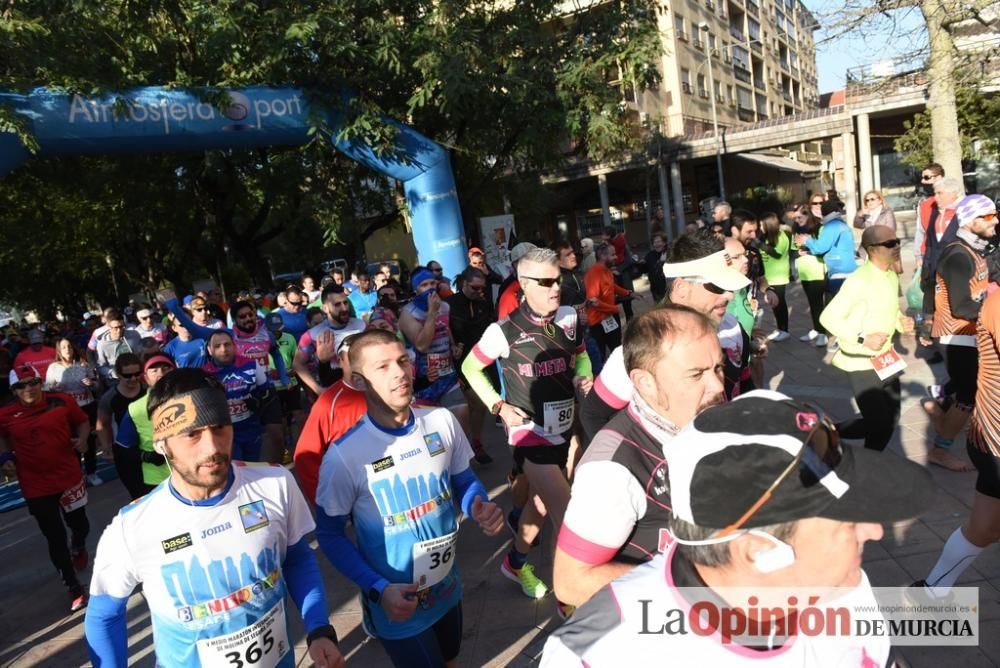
[84,368,344,667]
[276,286,310,341]
[203,330,272,461]
[579,234,750,440]
[115,354,177,493]
[462,248,592,616]
[294,284,365,397]
[314,329,502,667]
[96,353,146,499]
[543,391,935,666]
[0,364,92,612]
[926,194,998,470]
[294,333,367,505]
[553,306,725,607]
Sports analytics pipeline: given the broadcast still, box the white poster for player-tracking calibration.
[479,214,516,281]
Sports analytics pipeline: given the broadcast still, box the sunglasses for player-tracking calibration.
[869,239,901,249]
[286,301,304,307]
[119,371,143,379]
[810,200,823,205]
[467,284,486,292]
[191,307,206,313]
[522,275,562,288]
[921,174,936,181]
[864,197,880,202]
[12,378,42,390]
[982,212,999,222]
[690,279,727,294]
[718,403,843,537]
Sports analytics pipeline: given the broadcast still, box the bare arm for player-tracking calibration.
[553,548,634,607]
[399,297,441,353]
[293,349,323,397]
[96,405,113,451]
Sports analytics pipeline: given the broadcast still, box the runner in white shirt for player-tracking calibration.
[84,368,344,668]
[314,328,503,668]
[543,390,936,667]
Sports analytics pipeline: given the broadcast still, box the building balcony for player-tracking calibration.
[750,41,762,55]
[790,64,799,78]
[730,25,746,40]
[782,90,792,102]
[737,107,756,122]
[747,1,759,17]
[754,78,766,91]
[734,66,752,83]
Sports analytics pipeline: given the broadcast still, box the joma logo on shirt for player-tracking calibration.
[201,522,232,539]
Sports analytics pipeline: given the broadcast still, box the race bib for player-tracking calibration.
[600,316,619,333]
[228,398,250,421]
[412,531,458,591]
[871,348,907,381]
[59,478,88,512]
[426,352,454,381]
[72,391,91,404]
[543,398,575,434]
[196,600,290,668]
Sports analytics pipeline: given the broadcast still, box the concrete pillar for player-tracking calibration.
[856,112,874,196]
[670,162,685,235]
[840,130,857,222]
[598,173,612,229]
[657,162,673,239]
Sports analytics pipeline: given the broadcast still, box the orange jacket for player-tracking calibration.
[584,263,629,326]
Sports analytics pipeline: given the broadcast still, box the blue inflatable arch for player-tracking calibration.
[0,87,468,278]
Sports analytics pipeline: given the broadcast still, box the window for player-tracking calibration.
[732,45,750,70]
[747,17,761,40]
[736,86,753,109]
[714,80,724,101]
[675,14,687,40]
[681,68,692,93]
[697,73,708,97]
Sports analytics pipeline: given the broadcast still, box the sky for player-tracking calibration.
[803,1,929,93]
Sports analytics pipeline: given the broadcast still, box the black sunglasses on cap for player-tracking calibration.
[718,402,842,537]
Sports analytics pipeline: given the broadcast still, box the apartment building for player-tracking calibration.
[623,0,820,137]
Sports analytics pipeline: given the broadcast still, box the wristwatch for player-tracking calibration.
[367,585,382,604]
[306,623,339,647]
[856,334,866,345]
[490,400,505,415]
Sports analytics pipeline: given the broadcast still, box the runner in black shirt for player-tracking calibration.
[95,353,146,499]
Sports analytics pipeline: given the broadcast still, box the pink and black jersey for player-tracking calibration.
[470,302,583,446]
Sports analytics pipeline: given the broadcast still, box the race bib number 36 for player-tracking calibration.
[412,531,458,591]
[196,600,289,668]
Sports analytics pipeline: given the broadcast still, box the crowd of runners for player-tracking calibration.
[2,162,1000,666]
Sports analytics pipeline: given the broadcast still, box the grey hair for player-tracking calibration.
[935,176,965,197]
[670,517,798,568]
[714,201,732,216]
[520,247,558,266]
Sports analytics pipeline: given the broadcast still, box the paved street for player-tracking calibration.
[3,240,1000,666]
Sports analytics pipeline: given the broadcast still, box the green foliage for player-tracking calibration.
[0,0,662,314]
[896,84,1000,168]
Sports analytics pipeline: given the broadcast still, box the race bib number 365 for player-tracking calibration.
[196,600,289,668]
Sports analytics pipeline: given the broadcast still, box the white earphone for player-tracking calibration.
[669,528,796,573]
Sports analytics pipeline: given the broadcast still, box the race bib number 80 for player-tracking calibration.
[196,600,289,668]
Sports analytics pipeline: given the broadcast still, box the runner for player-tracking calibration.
[0,364,92,612]
[542,391,935,666]
[267,313,306,452]
[553,306,724,607]
[115,353,177,493]
[314,329,502,667]
[294,284,366,398]
[84,368,345,667]
[96,353,146,500]
[130,305,169,345]
[584,242,634,358]
[45,337,102,487]
[163,312,208,368]
[447,266,497,464]
[276,286,311,341]
[497,243,537,318]
[399,268,468,419]
[819,225,914,452]
[579,234,750,440]
[462,247,592,617]
[914,268,1000,600]
[294,333,367,504]
[203,330,272,461]
[925,194,998,471]
[95,315,141,382]
[347,269,378,321]
[14,328,56,379]
[188,295,225,330]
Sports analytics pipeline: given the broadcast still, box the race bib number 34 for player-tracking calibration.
[412,531,458,591]
[196,600,289,668]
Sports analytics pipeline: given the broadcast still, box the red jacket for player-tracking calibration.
[584,263,629,326]
[293,380,367,504]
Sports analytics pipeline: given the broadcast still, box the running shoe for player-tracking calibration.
[799,329,818,342]
[926,384,945,401]
[86,473,104,487]
[69,587,88,613]
[814,334,828,347]
[500,555,549,599]
[767,330,791,342]
[71,546,89,572]
[556,600,576,621]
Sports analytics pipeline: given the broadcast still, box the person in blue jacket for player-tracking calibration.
[796,198,858,297]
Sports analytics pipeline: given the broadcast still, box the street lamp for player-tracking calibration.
[699,21,725,201]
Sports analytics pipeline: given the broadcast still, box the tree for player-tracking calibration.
[815,0,998,181]
[0,0,662,313]
[895,82,1000,168]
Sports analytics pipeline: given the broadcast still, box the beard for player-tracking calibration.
[166,447,232,489]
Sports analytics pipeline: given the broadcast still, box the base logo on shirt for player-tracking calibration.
[239,500,270,533]
[161,532,193,554]
[371,455,395,473]
[424,432,446,457]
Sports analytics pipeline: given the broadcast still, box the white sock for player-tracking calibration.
[925,528,984,596]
